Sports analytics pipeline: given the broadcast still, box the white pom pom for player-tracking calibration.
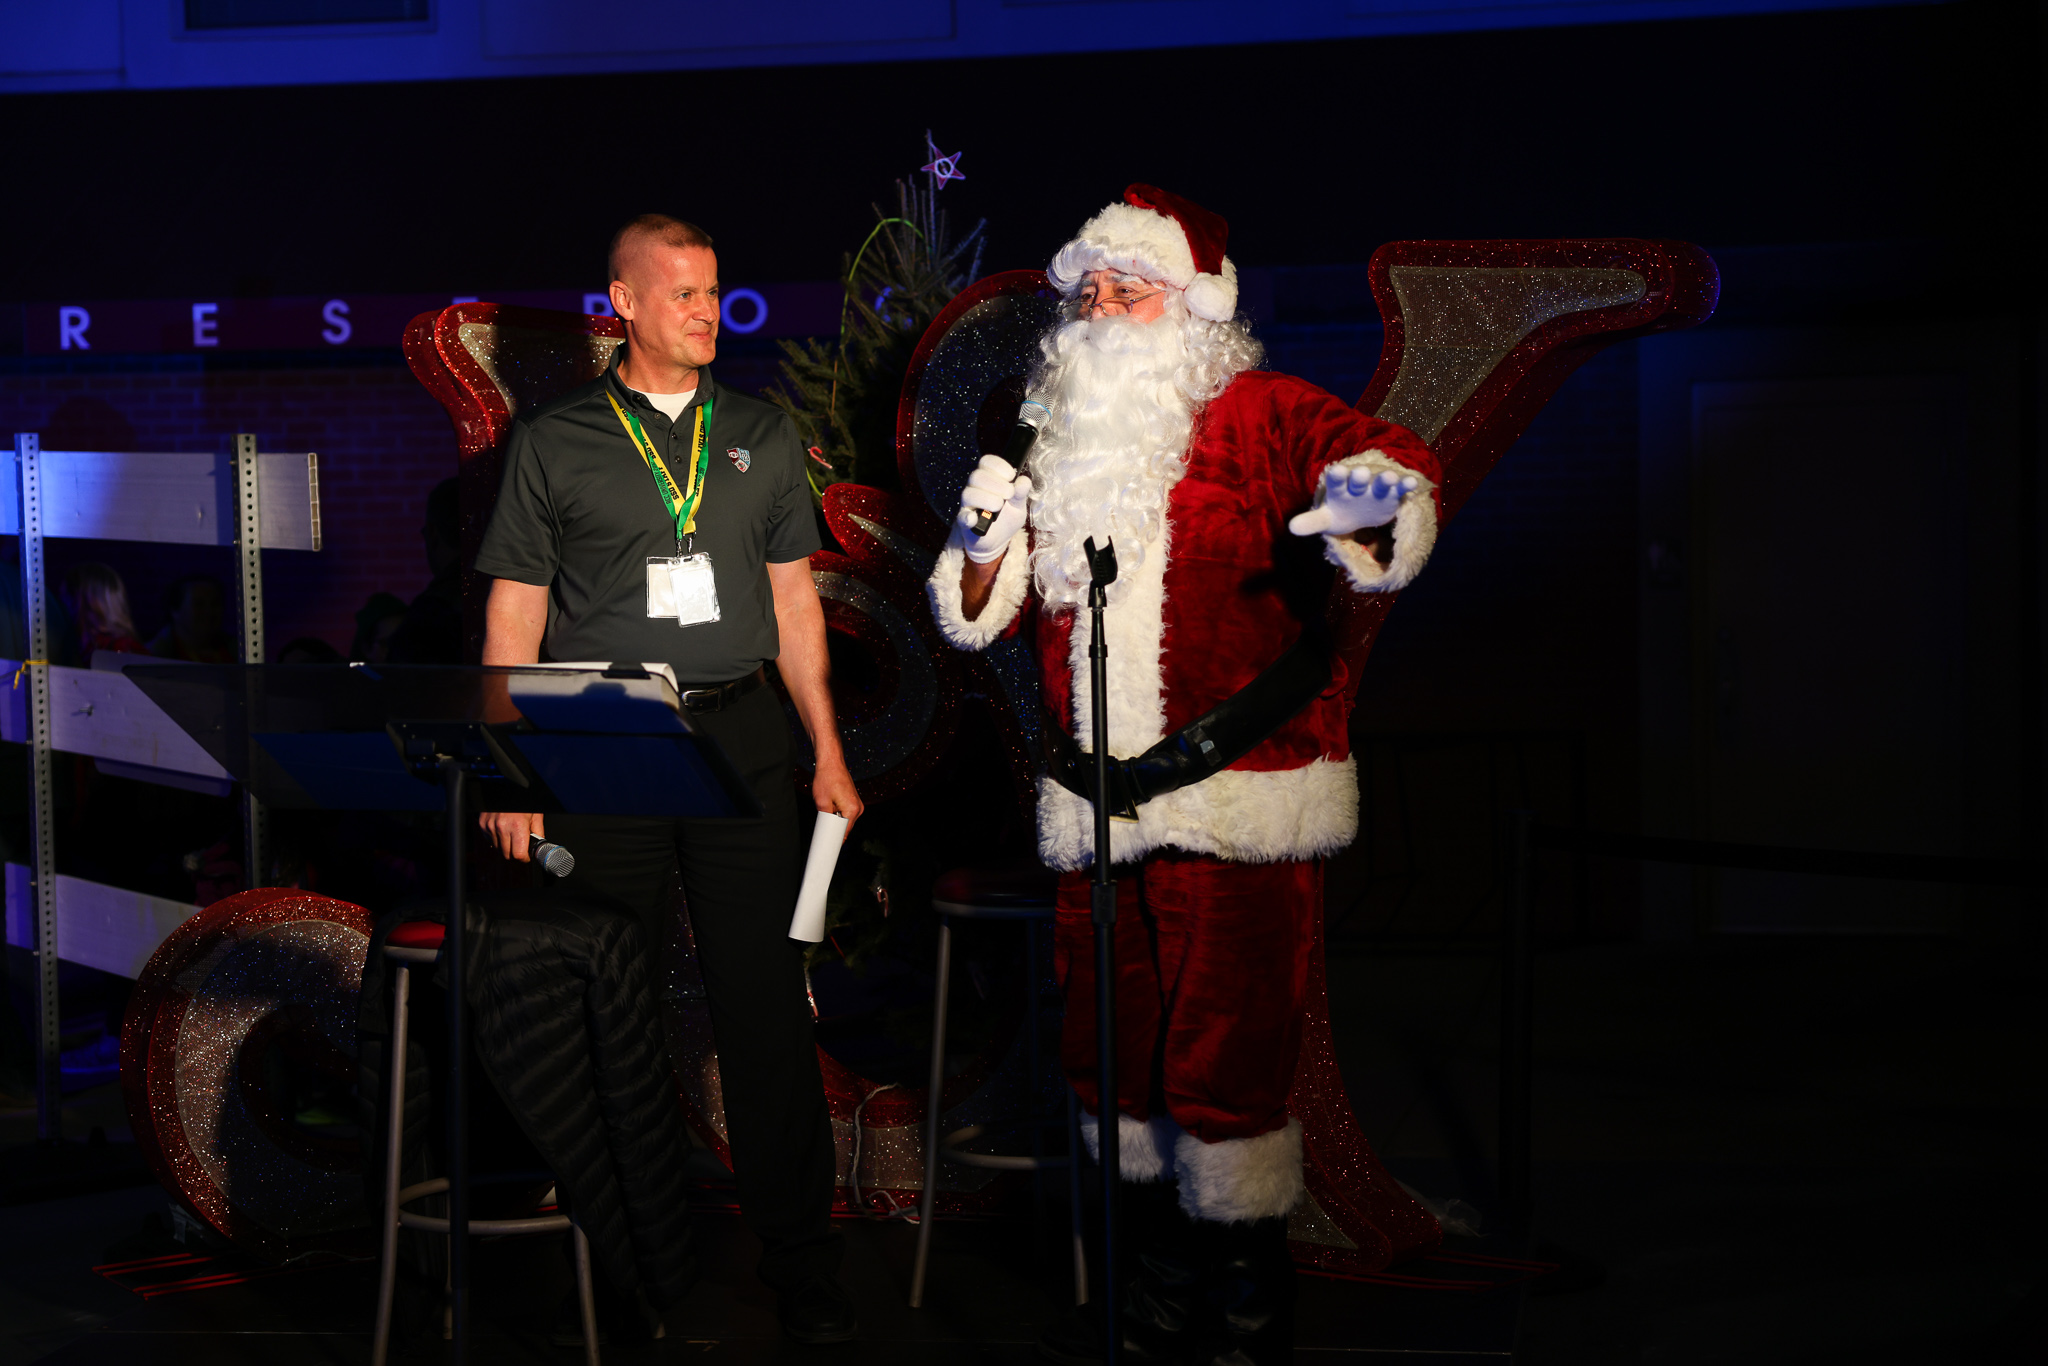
[1184,270,1236,321]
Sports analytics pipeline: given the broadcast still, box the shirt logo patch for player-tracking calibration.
[727,446,751,473]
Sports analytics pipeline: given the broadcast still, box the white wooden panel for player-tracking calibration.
[0,450,320,549]
[260,452,322,552]
[46,664,230,778]
[4,863,201,980]
[50,875,202,980]
[42,450,223,544]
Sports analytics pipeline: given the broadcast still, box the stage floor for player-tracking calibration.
[9,934,2043,1362]
[3,1178,1521,1365]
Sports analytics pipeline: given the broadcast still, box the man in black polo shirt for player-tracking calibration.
[474,214,863,1343]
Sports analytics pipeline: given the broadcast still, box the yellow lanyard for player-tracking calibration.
[607,390,713,544]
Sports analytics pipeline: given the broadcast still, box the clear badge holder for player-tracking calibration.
[668,554,720,627]
[646,554,720,625]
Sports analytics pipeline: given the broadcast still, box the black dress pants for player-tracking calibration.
[545,683,840,1293]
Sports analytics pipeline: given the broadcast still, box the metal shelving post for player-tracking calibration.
[14,433,59,1139]
[235,434,268,885]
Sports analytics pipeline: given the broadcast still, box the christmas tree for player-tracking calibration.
[768,134,985,497]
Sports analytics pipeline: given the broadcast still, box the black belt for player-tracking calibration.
[1044,635,1331,820]
[674,666,766,713]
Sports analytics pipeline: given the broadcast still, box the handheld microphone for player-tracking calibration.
[968,395,1051,537]
[528,834,576,878]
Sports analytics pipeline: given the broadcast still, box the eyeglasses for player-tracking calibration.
[1074,283,1165,316]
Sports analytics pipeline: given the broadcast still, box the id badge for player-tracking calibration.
[646,556,682,618]
[667,552,721,627]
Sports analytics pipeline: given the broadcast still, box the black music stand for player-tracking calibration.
[125,661,757,1364]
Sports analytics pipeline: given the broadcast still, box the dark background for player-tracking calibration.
[1,4,2043,1362]
[0,3,2034,302]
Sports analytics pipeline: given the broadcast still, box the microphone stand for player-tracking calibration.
[1082,535,1120,1366]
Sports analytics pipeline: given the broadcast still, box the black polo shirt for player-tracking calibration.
[475,349,820,683]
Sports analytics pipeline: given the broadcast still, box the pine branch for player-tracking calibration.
[767,169,988,500]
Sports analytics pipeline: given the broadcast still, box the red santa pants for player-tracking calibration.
[1054,850,1319,1144]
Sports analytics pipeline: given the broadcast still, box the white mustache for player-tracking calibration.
[1058,313,1178,356]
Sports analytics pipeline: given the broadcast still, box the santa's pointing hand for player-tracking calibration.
[1289,465,1419,538]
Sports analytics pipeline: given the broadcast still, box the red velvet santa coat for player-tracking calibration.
[929,371,1439,870]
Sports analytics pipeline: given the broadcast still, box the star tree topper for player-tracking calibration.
[921,130,965,189]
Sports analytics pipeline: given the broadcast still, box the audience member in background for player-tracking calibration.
[385,476,463,664]
[61,563,147,659]
[147,576,236,663]
[350,592,406,663]
[277,636,343,665]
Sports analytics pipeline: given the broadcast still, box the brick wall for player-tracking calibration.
[1,353,459,656]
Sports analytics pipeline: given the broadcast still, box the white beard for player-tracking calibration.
[1026,298,1263,608]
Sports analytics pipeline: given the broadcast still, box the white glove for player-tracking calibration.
[1288,465,1419,538]
[957,454,1033,563]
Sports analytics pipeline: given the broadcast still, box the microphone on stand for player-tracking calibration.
[528,834,576,878]
[968,394,1052,537]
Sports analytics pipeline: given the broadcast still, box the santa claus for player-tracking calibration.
[927,186,1439,1364]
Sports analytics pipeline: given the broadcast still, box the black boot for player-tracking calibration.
[1038,1180,1203,1365]
[1121,1182,1206,1361]
[1200,1217,1295,1366]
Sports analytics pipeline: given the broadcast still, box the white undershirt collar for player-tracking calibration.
[633,386,698,423]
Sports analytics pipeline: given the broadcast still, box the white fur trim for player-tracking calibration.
[1037,756,1358,870]
[1048,200,1239,319]
[1064,517,1171,758]
[1079,1111,1184,1183]
[1049,201,1199,291]
[927,529,1030,651]
[1314,450,1438,593]
[1174,1120,1304,1223]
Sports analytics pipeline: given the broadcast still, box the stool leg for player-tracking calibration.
[1027,920,1045,1248]
[907,915,954,1308]
[572,1218,601,1366]
[1067,1084,1088,1306]
[372,962,411,1366]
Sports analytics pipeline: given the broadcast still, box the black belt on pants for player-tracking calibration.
[1043,635,1331,820]
[671,666,767,713]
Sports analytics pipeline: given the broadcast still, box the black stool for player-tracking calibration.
[908,865,1086,1309]
[370,920,600,1366]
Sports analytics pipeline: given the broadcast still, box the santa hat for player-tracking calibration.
[1047,183,1238,322]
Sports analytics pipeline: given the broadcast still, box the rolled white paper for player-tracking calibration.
[788,811,849,943]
